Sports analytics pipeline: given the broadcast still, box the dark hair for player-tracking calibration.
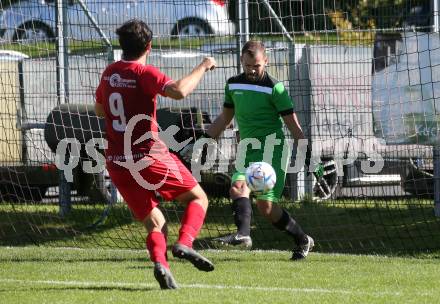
[241,40,266,57]
[116,19,153,60]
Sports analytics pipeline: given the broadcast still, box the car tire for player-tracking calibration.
[171,18,213,37]
[13,21,55,43]
[313,158,340,200]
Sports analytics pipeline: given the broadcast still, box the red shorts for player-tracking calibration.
[108,152,198,221]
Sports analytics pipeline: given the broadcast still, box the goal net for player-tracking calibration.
[0,0,440,254]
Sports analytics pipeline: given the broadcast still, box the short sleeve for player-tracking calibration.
[272,82,294,115]
[223,83,234,108]
[140,65,173,97]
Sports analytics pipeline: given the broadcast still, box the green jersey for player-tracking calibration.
[224,72,294,139]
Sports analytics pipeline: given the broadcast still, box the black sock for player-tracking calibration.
[272,209,307,245]
[232,197,252,236]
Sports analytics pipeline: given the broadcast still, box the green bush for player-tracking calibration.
[228,0,333,33]
[0,0,17,10]
[227,0,430,33]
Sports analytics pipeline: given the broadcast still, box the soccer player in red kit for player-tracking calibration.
[95,19,216,289]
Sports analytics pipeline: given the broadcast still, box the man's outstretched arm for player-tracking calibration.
[164,57,216,100]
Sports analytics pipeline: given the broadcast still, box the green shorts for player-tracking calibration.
[232,135,290,202]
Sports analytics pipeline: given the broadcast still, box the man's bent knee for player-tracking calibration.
[229,186,242,199]
[230,181,250,200]
[256,200,283,222]
[256,200,273,217]
[143,207,166,233]
[176,184,208,211]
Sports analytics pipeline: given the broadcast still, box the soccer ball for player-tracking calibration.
[245,162,276,193]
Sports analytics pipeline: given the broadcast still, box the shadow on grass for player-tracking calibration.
[1,197,440,256]
[0,201,137,248]
[0,285,156,293]
[195,198,440,256]
[0,256,150,263]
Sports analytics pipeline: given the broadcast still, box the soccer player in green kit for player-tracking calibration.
[198,40,314,260]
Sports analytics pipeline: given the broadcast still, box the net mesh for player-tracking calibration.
[0,0,440,254]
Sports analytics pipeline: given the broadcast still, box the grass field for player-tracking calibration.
[0,246,439,304]
[0,33,351,59]
[2,198,440,254]
[1,199,440,303]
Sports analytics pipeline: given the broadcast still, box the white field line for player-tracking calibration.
[0,278,407,297]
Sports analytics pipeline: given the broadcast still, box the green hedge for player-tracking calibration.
[1,0,17,9]
[227,0,430,33]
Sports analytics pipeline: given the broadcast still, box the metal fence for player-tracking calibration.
[1,0,440,252]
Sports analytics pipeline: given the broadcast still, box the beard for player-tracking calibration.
[245,72,263,82]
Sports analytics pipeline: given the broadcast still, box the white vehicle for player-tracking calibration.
[372,30,440,196]
[0,0,235,42]
[372,31,440,146]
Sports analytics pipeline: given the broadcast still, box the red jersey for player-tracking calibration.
[96,60,198,217]
[96,60,173,164]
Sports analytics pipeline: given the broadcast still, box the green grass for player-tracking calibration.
[1,199,440,303]
[0,36,235,58]
[2,197,440,254]
[0,246,439,304]
[0,33,371,58]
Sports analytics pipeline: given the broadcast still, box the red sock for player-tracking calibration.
[178,202,206,248]
[146,232,169,269]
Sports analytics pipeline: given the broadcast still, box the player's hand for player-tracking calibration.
[202,57,216,71]
[312,163,325,180]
